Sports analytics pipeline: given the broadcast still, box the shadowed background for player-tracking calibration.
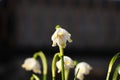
[0,0,120,80]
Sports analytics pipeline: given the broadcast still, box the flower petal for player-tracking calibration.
[56,56,75,73]
[75,62,92,80]
[22,57,41,74]
[51,27,72,48]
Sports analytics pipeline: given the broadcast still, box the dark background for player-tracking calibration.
[0,0,120,80]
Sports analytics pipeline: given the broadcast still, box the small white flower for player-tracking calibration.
[75,62,92,80]
[22,57,41,74]
[56,56,75,73]
[51,26,72,48]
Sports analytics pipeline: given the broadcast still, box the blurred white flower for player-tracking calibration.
[118,67,120,75]
[75,62,92,80]
[51,27,72,48]
[22,57,41,74]
[56,56,75,73]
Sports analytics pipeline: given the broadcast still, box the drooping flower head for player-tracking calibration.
[22,57,41,74]
[75,62,92,80]
[56,56,75,73]
[51,25,72,48]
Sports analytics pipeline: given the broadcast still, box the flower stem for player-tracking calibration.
[59,46,65,80]
[52,53,59,80]
[33,51,48,80]
[112,64,120,80]
[106,52,120,80]
[30,74,40,80]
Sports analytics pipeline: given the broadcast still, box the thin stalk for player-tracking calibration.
[106,52,120,80]
[33,51,48,80]
[59,46,65,80]
[52,53,59,80]
[112,64,120,80]
[30,74,40,80]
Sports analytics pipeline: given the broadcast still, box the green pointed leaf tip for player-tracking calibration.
[55,25,61,29]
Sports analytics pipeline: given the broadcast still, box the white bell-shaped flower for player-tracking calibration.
[22,57,41,74]
[51,26,72,48]
[75,62,92,80]
[56,56,75,73]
